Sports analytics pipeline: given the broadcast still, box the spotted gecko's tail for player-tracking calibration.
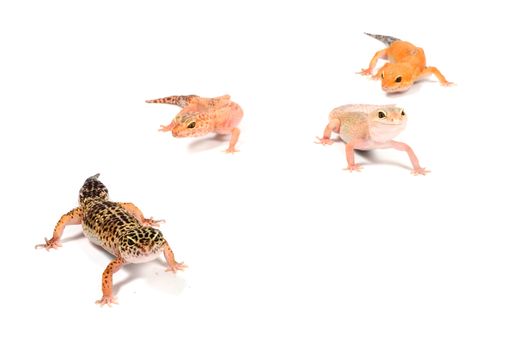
[145,95,198,108]
[79,173,109,206]
[364,32,400,46]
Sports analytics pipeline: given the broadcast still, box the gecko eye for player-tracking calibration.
[401,109,405,116]
[127,238,135,246]
[378,111,386,118]
[381,72,384,79]
[395,76,402,83]
[187,121,196,129]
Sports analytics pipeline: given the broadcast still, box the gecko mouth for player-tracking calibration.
[382,85,411,93]
[374,119,405,126]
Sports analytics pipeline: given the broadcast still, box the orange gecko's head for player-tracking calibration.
[171,112,213,138]
[368,106,407,143]
[380,63,416,93]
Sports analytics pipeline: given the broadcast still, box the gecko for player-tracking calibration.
[146,94,244,153]
[35,174,187,306]
[316,104,429,175]
[359,32,452,93]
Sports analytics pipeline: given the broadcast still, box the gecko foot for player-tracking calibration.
[224,147,239,154]
[344,164,363,173]
[158,124,172,132]
[143,217,165,227]
[411,167,430,176]
[96,295,118,307]
[166,262,188,273]
[441,81,455,87]
[358,68,373,76]
[35,237,62,250]
[315,137,334,145]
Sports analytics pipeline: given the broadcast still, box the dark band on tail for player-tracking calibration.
[364,32,400,46]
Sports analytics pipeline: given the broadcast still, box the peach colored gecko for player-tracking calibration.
[359,33,452,93]
[146,94,243,153]
[35,174,187,306]
[317,104,429,175]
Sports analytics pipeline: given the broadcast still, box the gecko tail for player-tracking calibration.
[79,173,109,205]
[364,32,400,46]
[145,95,198,108]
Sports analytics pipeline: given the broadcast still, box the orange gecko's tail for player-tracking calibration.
[145,95,198,108]
[364,32,400,46]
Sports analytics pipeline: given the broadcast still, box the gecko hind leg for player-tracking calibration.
[117,202,165,227]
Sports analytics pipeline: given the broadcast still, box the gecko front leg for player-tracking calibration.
[316,118,340,145]
[35,207,83,250]
[225,127,241,153]
[388,140,430,175]
[96,256,126,306]
[419,66,453,86]
[345,139,366,172]
[163,244,188,273]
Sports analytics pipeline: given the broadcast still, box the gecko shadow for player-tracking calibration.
[328,140,413,171]
[61,231,85,244]
[354,150,413,171]
[187,134,230,153]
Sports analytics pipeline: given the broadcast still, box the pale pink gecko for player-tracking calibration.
[317,104,429,175]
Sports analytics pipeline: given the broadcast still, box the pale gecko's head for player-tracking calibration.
[119,227,166,263]
[380,63,415,93]
[368,106,407,142]
[171,112,213,138]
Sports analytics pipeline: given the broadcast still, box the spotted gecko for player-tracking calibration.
[359,33,452,93]
[35,174,187,306]
[146,94,243,153]
[317,104,429,175]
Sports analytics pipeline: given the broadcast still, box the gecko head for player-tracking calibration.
[380,63,415,93]
[79,173,109,206]
[368,106,407,142]
[119,227,166,263]
[171,112,211,138]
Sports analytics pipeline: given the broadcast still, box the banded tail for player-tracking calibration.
[79,173,109,206]
[364,32,400,46]
[146,95,198,108]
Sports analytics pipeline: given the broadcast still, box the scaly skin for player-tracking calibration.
[146,94,243,153]
[358,33,452,93]
[35,174,187,306]
[316,104,429,175]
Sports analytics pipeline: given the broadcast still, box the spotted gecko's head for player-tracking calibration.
[119,227,166,263]
[368,106,407,142]
[171,112,212,138]
[380,63,415,93]
[79,173,109,206]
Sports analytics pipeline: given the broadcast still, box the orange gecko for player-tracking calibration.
[359,33,452,93]
[146,94,243,153]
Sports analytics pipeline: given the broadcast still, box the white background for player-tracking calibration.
[1,1,525,349]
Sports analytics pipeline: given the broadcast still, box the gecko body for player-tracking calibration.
[317,104,428,175]
[359,33,452,93]
[36,174,186,306]
[146,94,243,153]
